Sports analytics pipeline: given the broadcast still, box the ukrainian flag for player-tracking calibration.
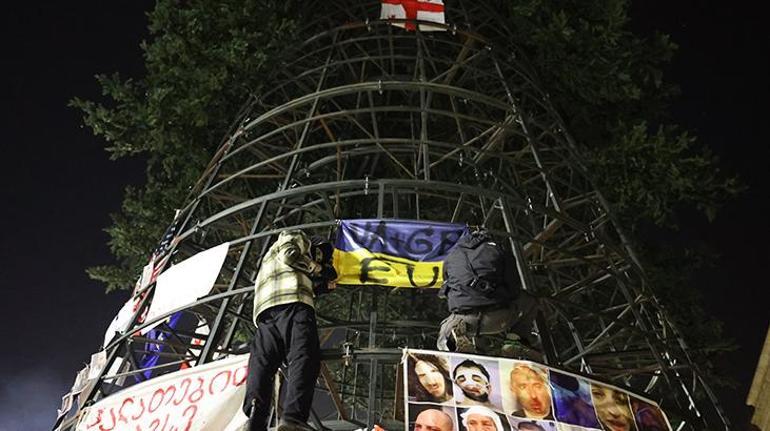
[333,219,467,288]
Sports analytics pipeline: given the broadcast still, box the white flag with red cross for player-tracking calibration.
[380,0,446,31]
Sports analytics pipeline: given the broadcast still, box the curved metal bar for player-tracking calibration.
[67,5,728,430]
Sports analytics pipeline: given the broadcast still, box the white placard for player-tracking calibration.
[102,296,140,347]
[142,242,229,334]
[87,351,107,380]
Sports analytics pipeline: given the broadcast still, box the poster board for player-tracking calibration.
[403,349,672,431]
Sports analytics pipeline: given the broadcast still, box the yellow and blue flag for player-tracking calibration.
[333,219,468,288]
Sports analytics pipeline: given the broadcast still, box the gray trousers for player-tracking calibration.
[437,292,537,352]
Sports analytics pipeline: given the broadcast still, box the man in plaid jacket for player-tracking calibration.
[244,229,328,431]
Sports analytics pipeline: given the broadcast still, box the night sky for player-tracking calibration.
[0,2,766,430]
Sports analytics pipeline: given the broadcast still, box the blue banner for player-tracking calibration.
[333,219,467,288]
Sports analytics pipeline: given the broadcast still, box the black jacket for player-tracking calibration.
[441,231,519,313]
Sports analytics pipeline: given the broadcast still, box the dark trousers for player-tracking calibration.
[243,302,321,431]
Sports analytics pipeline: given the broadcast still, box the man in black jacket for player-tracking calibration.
[437,229,538,357]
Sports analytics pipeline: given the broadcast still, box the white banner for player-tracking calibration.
[142,242,230,334]
[76,354,249,431]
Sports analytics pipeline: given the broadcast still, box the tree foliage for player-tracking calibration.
[72,0,301,291]
[500,0,740,229]
[74,0,739,377]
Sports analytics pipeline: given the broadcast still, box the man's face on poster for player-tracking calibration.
[510,366,551,419]
[465,413,498,431]
[414,409,454,431]
[454,364,491,402]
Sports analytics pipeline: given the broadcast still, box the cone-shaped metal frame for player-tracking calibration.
[58,2,728,430]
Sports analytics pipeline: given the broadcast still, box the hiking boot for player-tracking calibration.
[276,418,315,431]
[451,329,477,353]
[500,340,543,361]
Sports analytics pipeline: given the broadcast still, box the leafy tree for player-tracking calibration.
[493,3,740,383]
[500,0,740,228]
[72,0,301,291]
[74,0,739,384]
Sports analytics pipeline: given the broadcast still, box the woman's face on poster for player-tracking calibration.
[591,385,634,431]
[415,360,447,399]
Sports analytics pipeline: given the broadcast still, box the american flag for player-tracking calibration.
[147,218,181,286]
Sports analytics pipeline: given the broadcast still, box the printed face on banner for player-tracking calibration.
[410,404,458,431]
[508,417,557,431]
[630,398,671,431]
[451,357,503,410]
[502,362,554,420]
[590,383,637,431]
[548,371,600,429]
[418,361,449,399]
[459,406,508,431]
[403,350,672,431]
[408,353,454,403]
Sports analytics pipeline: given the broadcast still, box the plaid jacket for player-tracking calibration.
[253,230,320,324]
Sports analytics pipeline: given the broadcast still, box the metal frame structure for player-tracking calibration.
[56,2,729,430]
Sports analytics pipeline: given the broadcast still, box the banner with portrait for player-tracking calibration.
[402,349,672,431]
[333,219,468,288]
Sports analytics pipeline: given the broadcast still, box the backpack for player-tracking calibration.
[441,230,519,312]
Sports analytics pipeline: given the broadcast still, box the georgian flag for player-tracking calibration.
[380,0,446,31]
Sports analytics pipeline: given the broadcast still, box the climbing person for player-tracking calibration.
[243,229,335,431]
[437,228,539,359]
